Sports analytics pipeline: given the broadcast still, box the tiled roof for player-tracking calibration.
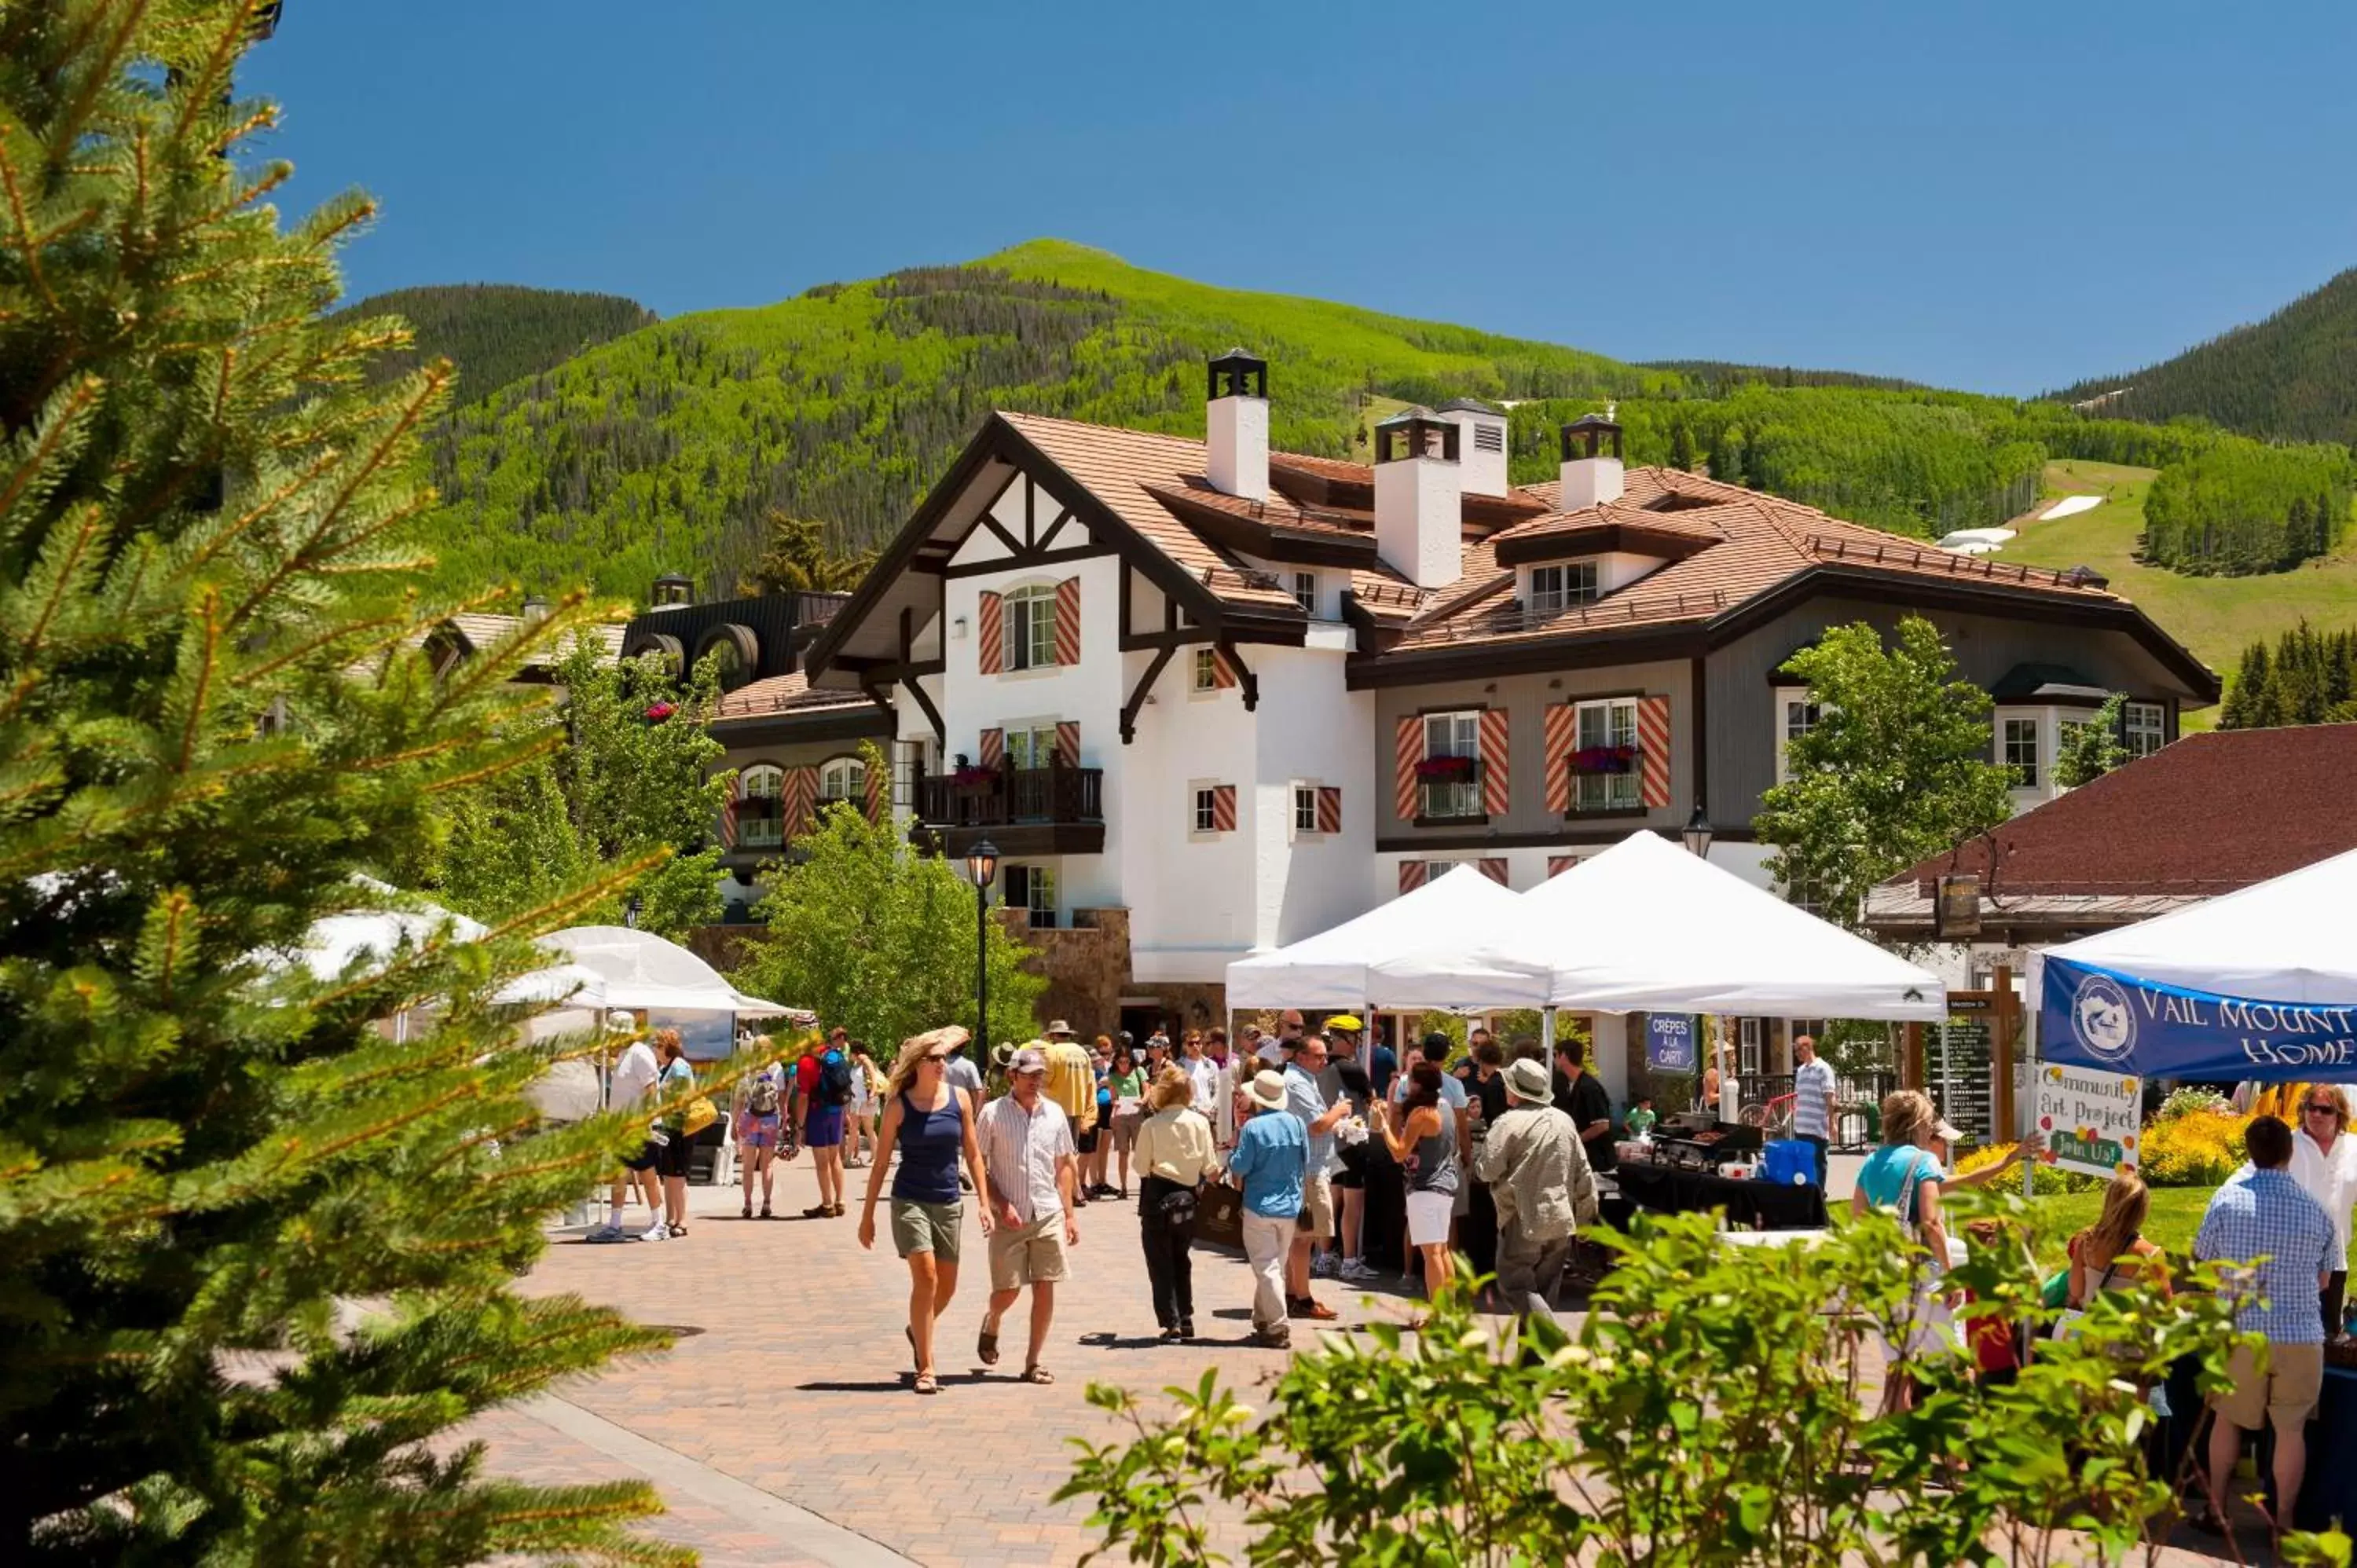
[405,614,624,664]
[1866,725,2357,932]
[716,671,877,721]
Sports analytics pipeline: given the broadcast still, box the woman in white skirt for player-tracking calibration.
[845,1042,882,1167]
[1372,1060,1458,1326]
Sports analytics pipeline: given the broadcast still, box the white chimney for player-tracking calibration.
[1373,408,1464,589]
[1558,413,1625,511]
[1205,349,1268,502]
[1439,399,1509,496]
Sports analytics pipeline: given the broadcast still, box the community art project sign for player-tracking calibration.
[2038,955,2357,1083]
[2034,1061,2142,1178]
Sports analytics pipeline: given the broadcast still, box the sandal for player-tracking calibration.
[759,1204,772,1219]
[1021,1365,1054,1385]
[977,1324,1001,1366]
[741,1203,753,1219]
[913,1372,939,1395]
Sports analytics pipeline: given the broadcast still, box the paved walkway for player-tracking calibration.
[479,1158,2277,1566]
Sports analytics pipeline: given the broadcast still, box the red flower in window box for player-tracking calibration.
[642,701,676,724]
[1569,744,1640,775]
[1413,754,1477,782]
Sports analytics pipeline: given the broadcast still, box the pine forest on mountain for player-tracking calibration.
[2216,621,2357,729]
[2054,266,2357,445]
[328,283,656,404]
[372,240,2357,617]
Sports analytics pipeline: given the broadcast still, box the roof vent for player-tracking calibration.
[650,573,695,610]
[2065,564,2110,589]
[1437,397,1509,497]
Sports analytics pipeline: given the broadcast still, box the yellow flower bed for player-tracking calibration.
[2138,1108,2253,1188]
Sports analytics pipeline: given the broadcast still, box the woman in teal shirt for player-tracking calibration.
[1849,1088,1949,1415]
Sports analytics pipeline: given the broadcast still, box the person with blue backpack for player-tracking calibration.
[793,1026,858,1218]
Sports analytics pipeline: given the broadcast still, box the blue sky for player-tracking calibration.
[246,1,2357,395]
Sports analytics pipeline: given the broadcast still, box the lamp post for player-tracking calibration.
[1681,802,1714,859]
[966,839,999,1075]
[623,894,643,930]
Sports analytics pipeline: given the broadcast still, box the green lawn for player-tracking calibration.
[2003,459,2357,713]
[2021,1185,2212,1271]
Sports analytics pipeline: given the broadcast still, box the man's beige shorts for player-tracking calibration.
[2212,1340,2323,1432]
[1299,1171,1335,1243]
[988,1211,1069,1291]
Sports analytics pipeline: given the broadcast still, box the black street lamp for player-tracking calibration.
[622,893,643,929]
[965,840,999,1074]
[1682,802,1713,860]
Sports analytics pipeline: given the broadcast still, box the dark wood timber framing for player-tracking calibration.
[1120,594,1181,745]
[1689,654,1709,824]
[1215,636,1260,712]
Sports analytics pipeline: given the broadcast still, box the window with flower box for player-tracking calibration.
[737,765,785,850]
[1571,698,1641,813]
[1418,710,1483,819]
[818,755,865,804]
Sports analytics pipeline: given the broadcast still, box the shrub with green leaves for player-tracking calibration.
[1060,1203,2352,1566]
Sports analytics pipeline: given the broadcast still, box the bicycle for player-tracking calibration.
[1740,1093,1796,1138]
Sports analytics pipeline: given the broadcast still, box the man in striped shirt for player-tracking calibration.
[1791,1034,1838,1189]
[974,1047,1079,1384]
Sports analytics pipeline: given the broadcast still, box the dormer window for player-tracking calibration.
[1530,561,1600,614]
[1292,571,1318,615]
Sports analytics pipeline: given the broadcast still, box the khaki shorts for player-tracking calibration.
[1299,1171,1334,1243]
[2212,1340,2323,1432]
[988,1211,1069,1291]
[889,1199,962,1262]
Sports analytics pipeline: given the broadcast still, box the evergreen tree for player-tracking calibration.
[0,7,679,1559]
[1668,418,1699,473]
[1711,424,1747,487]
[2220,640,2271,729]
[744,507,874,595]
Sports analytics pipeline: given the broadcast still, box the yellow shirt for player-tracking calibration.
[1135,1106,1221,1186]
[1043,1039,1098,1134]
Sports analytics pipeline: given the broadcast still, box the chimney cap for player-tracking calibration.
[1208,348,1267,401]
[1437,397,1504,417]
[1373,408,1460,464]
[1560,415,1624,463]
[1563,412,1622,432]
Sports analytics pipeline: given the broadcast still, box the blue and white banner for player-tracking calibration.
[1646,1012,1697,1073]
[2039,955,2357,1082]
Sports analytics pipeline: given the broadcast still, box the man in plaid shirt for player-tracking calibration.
[2192,1114,2333,1534]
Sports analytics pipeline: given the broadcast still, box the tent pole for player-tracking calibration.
[2021,997,2038,1200]
[1541,1007,1556,1064]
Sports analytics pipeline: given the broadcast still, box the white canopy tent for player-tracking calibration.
[541,925,788,1017]
[1519,830,1948,1021]
[2029,844,2357,1003]
[293,906,609,1012]
[1225,865,1553,1011]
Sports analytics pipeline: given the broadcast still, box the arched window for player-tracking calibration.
[737,764,785,849]
[818,755,866,805]
[694,623,759,691]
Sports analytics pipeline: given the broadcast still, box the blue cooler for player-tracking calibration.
[1760,1139,1818,1188]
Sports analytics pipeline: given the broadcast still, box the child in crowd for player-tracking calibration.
[1625,1094,1659,1138]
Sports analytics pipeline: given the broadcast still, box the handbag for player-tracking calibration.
[683,1096,719,1138]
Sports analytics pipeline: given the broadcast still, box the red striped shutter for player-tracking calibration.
[1054,721,1080,768]
[1638,694,1673,810]
[720,771,741,848]
[1478,857,1508,885]
[1479,709,1510,816]
[1315,786,1341,834]
[1211,650,1237,688]
[863,760,886,822]
[784,766,818,841]
[977,727,1004,769]
[1398,860,1428,895]
[1394,716,1422,821]
[1211,784,1237,832]
[977,591,1003,675]
[1053,577,1081,665]
[1543,701,1577,815]
[1547,854,1580,879]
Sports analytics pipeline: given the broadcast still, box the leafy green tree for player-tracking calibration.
[2055,692,2130,788]
[432,640,729,940]
[731,764,1046,1056]
[1757,617,2014,932]
[0,6,676,1560]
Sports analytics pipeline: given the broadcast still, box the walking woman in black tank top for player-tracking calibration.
[859,1025,992,1394]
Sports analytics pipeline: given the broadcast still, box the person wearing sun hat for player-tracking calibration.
[1474,1057,1596,1333]
[1228,1068,1310,1348]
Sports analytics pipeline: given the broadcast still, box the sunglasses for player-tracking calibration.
[922,1051,952,1064]
[2304,1102,2339,1116]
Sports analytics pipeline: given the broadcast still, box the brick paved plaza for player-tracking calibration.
[482,1159,2275,1567]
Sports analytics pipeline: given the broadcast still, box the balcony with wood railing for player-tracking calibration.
[913,760,1105,858]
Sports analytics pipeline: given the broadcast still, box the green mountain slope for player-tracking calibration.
[335,283,656,405]
[2051,267,2357,444]
[416,240,1681,599]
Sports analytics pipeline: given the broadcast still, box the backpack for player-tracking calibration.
[819,1050,855,1107]
[746,1069,781,1117]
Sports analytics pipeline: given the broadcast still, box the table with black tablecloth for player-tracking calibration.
[1613,1160,1827,1231]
